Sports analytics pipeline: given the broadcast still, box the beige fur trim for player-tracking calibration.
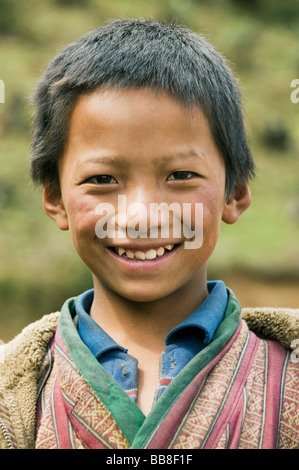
[0,312,60,449]
[242,307,299,351]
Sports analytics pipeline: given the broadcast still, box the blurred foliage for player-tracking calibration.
[52,0,91,6]
[0,0,299,340]
[0,0,20,36]
[230,0,299,25]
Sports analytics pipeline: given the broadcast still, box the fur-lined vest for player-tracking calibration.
[0,293,298,449]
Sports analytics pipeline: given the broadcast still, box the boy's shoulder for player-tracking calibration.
[242,306,299,352]
[0,312,59,449]
[0,311,59,386]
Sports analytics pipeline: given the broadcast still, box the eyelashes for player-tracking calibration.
[84,171,199,186]
[167,171,199,181]
[84,175,118,184]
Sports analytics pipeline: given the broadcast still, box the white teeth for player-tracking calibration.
[145,249,157,260]
[156,247,165,257]
[125,250,135,259]
[164,244,174,251]
[114,244,175,260]
[135,250,146,260]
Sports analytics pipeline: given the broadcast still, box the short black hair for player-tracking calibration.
[30,18,255,199]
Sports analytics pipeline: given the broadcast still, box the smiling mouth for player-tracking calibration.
[111,244,177,261]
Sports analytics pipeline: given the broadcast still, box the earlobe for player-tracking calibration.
[222,183,251,225]
[43,186,69,231]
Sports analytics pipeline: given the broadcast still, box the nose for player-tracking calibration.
[115,187,182,241]
[116,188,157,239]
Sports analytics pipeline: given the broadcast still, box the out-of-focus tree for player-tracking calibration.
[0,0,21,36]
[52,0,90,7]
[230,0,299,23]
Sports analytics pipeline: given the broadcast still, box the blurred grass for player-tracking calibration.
[0,0,299,340]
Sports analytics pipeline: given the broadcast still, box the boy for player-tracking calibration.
[0,19,298,449]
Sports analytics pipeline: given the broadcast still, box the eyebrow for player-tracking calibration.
[159,151,206,162]
[76,156,127,171]
[79,150,205,166]
[79,156,121,166]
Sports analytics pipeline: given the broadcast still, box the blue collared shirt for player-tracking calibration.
[76,281,228,403]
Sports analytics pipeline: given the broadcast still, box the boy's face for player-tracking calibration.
[44,88,250,303]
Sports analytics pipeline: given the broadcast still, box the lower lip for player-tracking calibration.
[106,245,181,271]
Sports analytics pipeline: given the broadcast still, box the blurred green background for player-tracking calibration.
[0,0,299,341]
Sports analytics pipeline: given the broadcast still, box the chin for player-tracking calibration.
[122,291,167,304]
[115,284,172,304]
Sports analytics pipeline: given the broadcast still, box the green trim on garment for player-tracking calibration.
[58,297,146,446]
[130,288,241,448]
[58,288,241,448]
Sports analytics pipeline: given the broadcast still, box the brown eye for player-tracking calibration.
[167,171,197,181]
[86,175,117,184]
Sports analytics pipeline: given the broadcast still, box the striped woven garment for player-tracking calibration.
[35,295,299,449]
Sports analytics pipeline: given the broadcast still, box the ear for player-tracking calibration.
[222,182,251,224]
[43,185,69,231]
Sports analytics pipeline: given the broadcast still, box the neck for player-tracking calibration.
[89,271,209,353]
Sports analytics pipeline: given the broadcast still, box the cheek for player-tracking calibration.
[202,208,222,252]
[196,192,224,253]
[66,196,99,241]
[187,190,224,232]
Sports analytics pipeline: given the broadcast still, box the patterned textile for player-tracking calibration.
[35,296,299,449]
[36,329,130,449]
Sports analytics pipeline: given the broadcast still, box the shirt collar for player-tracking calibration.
[76,280,228,359]
[76,289,127,360]
[165,280,228,346]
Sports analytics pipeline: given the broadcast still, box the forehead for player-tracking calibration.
[68,87,206,136]
[62,87,223,171]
